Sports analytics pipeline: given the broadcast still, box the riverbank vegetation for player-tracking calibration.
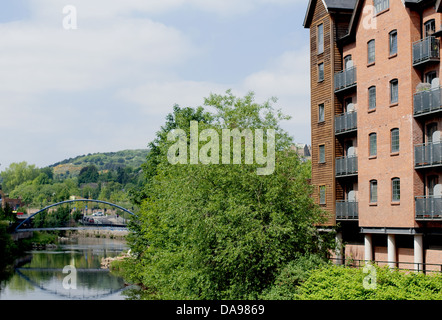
[120,91,336,299]
[0,150,148,210]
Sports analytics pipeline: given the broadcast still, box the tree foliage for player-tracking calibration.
[125,91,333,299]
[296,264,442,300]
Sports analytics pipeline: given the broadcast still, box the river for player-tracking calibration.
[0,237,136,300]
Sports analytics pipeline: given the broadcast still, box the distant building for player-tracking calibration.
[291,143,312,161]
[0,190,24,211]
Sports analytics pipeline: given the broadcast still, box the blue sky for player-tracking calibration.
[0,0,310,170]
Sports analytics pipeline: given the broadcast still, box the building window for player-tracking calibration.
[374,0,389,14]
[317,23,324,54]
[392,178,400,202]
[344,55,352,69]
[369,133,377,156]
[389,30,397,55]
[426,122,438,143]
[370,180,378,203]
[391,128,399,153]
[390,79,398,104]
[367,40,375,64]
[344,97,353,112]
[319,144,325,163]
[318,103,325,122]
[425,71,437,84]
[319,186,326,205]
[368,86,376,110]
[427,175,439,196]
[425,19,436,37]
[318,63,324,82]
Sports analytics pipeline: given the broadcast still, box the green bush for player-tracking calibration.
[296,264,442,300]
[261,254,330,299]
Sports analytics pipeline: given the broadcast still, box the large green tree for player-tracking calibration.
[125,91,334,299]
[0,162,40,193]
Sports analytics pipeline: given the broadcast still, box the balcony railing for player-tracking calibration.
[335,156,358,177]
[415,196,442,220]
[334,67,357,92]
[413,86,442,117]
[336,200,358,220]
[415,142,442,168]
[412,36,440,66]
[335,111,357,135]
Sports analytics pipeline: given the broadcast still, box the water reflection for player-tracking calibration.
[0,237,131,300]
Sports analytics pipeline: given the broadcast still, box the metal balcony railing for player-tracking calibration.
[336,200,358,220]
[415,196,442,220]
[412,36,440,66]
[413,86,442,116]
[334,67,357,92]
[335,111,357,135]
[415,142,442,168]
[335,156,358,177]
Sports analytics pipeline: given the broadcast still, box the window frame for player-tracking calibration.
[374,0,389,15]
[368,86,376,110]
[390,79,398,104]
[389,30,397,56]
[370,180,378,203]
[318,62,324,82]
[425,70,437,84]
[318,103,325,122]
[424,19,436,38]
[319,185,326,205]
[369,132,377,157]
[317,23,324,54]
[391,128,400,153]
[367,39,375,64]
[319,144,326,163]
[392,177,400,202]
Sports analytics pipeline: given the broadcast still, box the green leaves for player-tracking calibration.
[296,265,442,300]
[125,90,332,299]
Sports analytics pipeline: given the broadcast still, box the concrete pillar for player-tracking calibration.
[335,232,343,265]
[364,234,373,262]
[387,234,396,269]
[414,234,424,273]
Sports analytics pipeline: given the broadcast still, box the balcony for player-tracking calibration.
[413,86,442,117]
[335,156,358,177]
[334,67,357,93]
[336,201,358,220]
[412,36,440,66]
[415,142,442,168]
[415,196,442,220]
[335,111,357,135]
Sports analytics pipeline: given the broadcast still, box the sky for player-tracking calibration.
[0,0,311,170]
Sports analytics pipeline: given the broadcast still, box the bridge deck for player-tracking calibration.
[15,226,128,232]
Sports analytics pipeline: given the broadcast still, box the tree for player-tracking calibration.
[0,162,40,193]
[125,91,334,299]
[78,165,99,184]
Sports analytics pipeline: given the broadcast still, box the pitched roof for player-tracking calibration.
[303,0,357,28]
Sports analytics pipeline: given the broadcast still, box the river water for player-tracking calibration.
[0,237,135,300]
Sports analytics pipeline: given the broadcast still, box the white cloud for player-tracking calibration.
[0,18,196,95]
[117,80,230,116]
[0,0,311,170]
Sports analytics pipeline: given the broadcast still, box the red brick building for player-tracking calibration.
[304,0,442,271]
[0,190,24,211]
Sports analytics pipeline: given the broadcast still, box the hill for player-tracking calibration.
[50,149,149,178]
